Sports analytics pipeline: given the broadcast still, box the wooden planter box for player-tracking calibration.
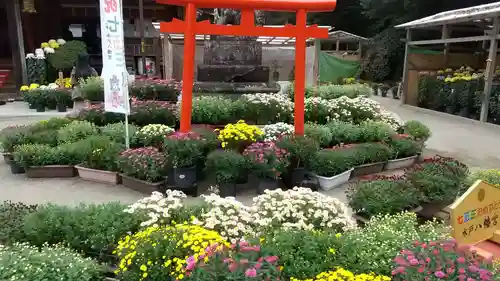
[26,165,76,178]
[384,155,418,170]
[75,165,121,185]
[350,162,386,178]
[121,174,165,194]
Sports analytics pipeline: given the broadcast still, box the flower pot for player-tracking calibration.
[56,103,67,112]
[418,200,453,219]
[9,162,25,174]
[350,162,386,178]
[75,165,121,185]
[384,155,418,171]
[121,174,165,194]
[35,105,45,112]
[3,152,13,164]
[218,182,237,197]
[173,166,197,188]
[283,167,308,189]
[26,165,76,178]
[315,168,353,191]
[257,178,279,194]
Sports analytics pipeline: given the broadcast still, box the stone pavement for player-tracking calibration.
[372,96,500,170]
[0,99,498,206]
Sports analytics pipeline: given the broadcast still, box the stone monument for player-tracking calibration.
[193,9,280,94]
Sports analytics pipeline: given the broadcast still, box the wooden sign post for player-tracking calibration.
[450,180,500,245]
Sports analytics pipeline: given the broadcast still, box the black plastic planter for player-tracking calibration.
[283,167,308,189]
[9,162,25,174]
[173,166,197,188]
[57,103,67,112]
[257,178,279,194]
[218,182,237,197]
[29,103,36,109]
[35,105,45,112]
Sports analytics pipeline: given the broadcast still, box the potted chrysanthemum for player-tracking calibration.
[276,135,319,189]
[243,141,290,194]
[117,147,166,193]
[204,150,248,197]
[163,132,206,188]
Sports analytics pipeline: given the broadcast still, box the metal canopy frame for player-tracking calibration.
[396,1,500,122]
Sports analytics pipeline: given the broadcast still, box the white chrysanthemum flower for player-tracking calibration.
[43,47,55,54]
[251,187,356,232]
[25,53,35,59]
[39,85,48,90]
[262,122,294,142]
[57,38,66,45]
[47,83,58,89]
[124,190,187,227]
[35,48,45,57]
[193,194,256,242]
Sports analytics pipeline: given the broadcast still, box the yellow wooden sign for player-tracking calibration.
[450,180,500,245]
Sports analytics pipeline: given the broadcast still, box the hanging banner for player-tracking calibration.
[99,0,130,114]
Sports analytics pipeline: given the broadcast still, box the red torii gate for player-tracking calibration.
[157,0,337,135]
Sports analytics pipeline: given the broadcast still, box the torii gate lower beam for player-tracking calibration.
[161,3,332,135]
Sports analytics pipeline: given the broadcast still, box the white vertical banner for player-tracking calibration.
[99,0,130,114]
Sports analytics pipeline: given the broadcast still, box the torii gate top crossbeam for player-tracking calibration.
[157,0,337,12]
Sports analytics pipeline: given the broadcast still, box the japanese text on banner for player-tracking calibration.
[100,0,130,114]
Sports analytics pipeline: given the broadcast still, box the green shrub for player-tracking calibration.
[403,120,431,142]
[358,121,395,143]
[326,121,362,146]
[22,202,145,262]
[467,169,500,188]
[130,79,180,102]
[351,142,393,166]
[31,117,73,131]
[13,144,59,167]
[192,96,238,125]
[347,179,420,219]
[0,243,105,281]
[25,129,59,146]
[205,150,248,183]
[57,120,98,144]
[276,135,319,168]
[47,40,88,70]
[79,76,104,102]
[130,101,177,127]
[101,122,139,145]
[0,201,37,244]
[387,137,421,159]
[259,230,341,280]
[0,125,31,153]
[406,156,469,202]
[335,212,449,276]
[309,149,354,177]
[304,123,332,148]
[73,136,124,171]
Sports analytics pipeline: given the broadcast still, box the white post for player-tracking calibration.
[124,114,130,149]
[481,17,500,122]
[401,28,412,105]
